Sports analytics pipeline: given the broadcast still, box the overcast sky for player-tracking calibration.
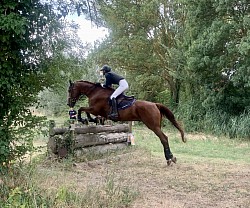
[67,15,109,44]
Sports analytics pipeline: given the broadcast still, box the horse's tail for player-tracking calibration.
[156,103,186,143]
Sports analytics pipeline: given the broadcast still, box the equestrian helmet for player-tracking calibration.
[100,65,111,73]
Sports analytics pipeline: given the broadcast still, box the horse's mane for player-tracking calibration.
[77,80,114,92]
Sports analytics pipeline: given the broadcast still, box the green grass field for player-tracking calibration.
[1,125,250,207]
[134,126,250,164]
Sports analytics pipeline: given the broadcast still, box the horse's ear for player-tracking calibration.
[69,80,73,86]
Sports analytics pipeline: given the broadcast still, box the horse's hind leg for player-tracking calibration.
[152,127,176,165]
[138,107,176,165]
[142,119,176,165]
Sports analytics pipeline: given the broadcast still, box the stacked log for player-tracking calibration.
[48,123,130,158]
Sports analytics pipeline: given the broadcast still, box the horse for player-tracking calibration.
[86,113,106,125]
[67,80,186,165]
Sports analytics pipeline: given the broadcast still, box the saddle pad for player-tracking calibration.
[117,98,136,110]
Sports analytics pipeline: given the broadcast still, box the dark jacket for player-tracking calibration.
[104,72,124,87]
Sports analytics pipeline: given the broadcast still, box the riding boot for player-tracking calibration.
[109,98,118,120]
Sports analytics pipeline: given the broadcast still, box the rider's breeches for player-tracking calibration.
[110,79,129,99]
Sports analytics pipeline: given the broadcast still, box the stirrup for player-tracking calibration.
[109,113,118,118]
[108,113,118,120]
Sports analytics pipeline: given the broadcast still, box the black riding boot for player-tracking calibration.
[109,98,118,120]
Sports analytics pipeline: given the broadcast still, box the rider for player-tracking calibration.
[100,65,129,120]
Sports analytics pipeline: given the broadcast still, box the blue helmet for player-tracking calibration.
[100,65,111,73]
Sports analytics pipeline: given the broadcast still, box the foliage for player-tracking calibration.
[184,0,250,99]
[203,109,250,138]
[93,0,187,104]
[0,160,138,208]
[90,0,250,138]
[0,0,98,167]
[179,0,250,137]
[0,0,61,168]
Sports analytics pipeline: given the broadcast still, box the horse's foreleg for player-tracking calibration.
[78,107,94,121]
[86,112,96,123]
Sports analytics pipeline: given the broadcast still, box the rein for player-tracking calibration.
[87,83,98,95]
[68,81,112,107]
[73,81,99,99]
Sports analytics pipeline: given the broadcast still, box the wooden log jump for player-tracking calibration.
[47,122,131,158]
[50,124,129,136]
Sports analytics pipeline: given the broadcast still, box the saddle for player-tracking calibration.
[95,83,136,110]
[109,94,136,110]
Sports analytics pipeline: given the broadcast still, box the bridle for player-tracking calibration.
[68,83,77,108]
[67,80,98,108]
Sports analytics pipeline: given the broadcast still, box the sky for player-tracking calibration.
[68,15,109,44]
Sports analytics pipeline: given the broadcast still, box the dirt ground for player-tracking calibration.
[38,146,250,208]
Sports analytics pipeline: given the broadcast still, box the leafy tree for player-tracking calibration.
[184,0,250,112]
[0,0,59,167]
[179,0,250,136]
[93,0,250,137]
[0,0,96,168]
[94,0,187,105]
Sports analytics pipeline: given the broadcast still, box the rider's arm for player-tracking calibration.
[103,73,112,88]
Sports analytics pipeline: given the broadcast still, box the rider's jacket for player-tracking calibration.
[104,72,124,88]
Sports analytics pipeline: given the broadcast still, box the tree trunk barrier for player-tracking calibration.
[47,121,131,158]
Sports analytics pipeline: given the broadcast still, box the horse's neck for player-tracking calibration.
[79,82,94,97]
[79,82,111,98]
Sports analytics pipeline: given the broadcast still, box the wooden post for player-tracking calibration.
[68,119,76,154]
[128,121,135,145]
[128,121,132,133]
[49,120,55,136]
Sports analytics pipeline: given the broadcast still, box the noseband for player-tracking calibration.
[68,81,99,107]
[68,84,78,107]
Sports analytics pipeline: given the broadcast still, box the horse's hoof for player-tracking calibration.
[167,157,177,166]
[167,160,172,166]
[172,157,177,163]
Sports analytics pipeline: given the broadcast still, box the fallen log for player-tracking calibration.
[47,123,131,158]
[50,124,129,136]
[74,143,127,156]
[74,132,128,148]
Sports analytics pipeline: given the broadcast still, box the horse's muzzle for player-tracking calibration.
[67,98,76,108]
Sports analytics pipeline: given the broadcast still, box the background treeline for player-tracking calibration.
[92,0,250,139]
[1,0,250,167]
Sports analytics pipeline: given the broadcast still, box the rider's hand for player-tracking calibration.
[95,82,102,87]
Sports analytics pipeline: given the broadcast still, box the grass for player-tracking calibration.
[1,125,250,207]
[134,126,250,164]
[174,138,250,163]
[1,158,138,208]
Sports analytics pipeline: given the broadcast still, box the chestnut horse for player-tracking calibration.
[67,80,186,165]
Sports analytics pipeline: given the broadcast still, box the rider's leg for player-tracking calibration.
[109,97,118,119]
[110,79,129,99]
[109,80,129,119]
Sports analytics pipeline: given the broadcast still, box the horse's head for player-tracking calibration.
[67,80,111,108]
[67,80,78,108]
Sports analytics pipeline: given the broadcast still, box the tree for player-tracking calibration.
[0,0,58,167]
[93,0,250,137]
[0,0,96,167]
[94,0,186,104]
[179,0,250,136]
[184,0,250,113]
